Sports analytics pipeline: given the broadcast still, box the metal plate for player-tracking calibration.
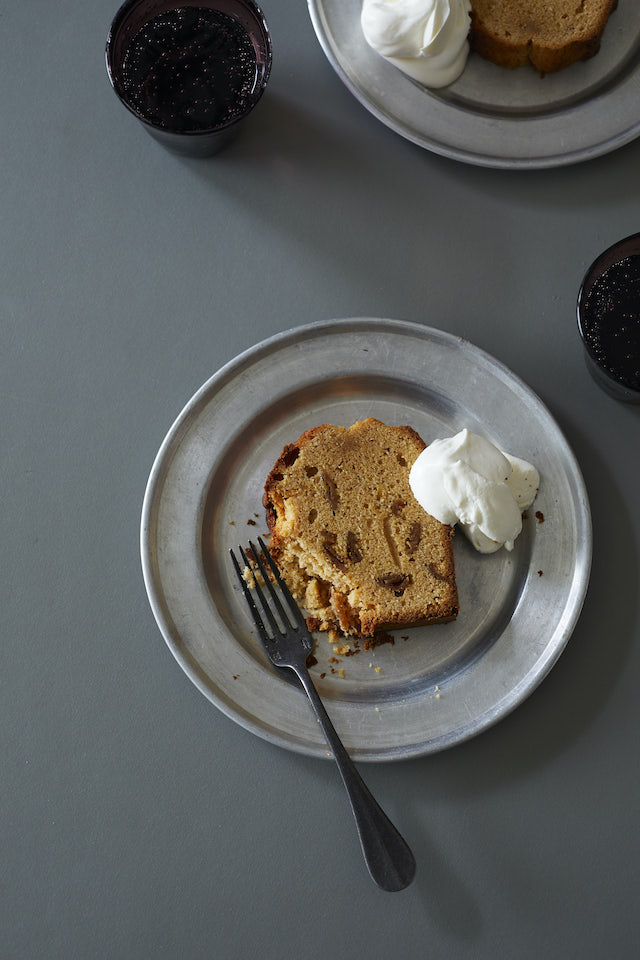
[141,319,591,761]
[307,0,640,168]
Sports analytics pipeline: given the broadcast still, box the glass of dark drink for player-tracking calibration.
[106,0,272,156]
[577,233,640,404]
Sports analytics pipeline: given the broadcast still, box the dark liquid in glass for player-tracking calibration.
[121,7,258,131]
[582,255,640,391]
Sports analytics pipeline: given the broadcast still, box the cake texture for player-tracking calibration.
[263,419,458,638]
[469,0,617,73]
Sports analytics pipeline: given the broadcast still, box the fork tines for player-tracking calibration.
[230,537,307,645]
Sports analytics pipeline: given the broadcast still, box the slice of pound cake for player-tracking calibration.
[469,0,617,73]
[263,419,458,638]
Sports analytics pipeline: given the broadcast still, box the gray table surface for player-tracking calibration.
[3,1,640,957]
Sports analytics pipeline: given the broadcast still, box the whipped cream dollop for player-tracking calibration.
[409,429,540,553]
[360,0,472,88]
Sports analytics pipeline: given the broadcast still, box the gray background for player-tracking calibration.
[2,0,639,957]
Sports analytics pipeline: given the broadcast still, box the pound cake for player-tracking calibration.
[263,419,458,638]
[469,0,617,73]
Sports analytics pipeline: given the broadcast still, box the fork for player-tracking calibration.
[230,536,416,892]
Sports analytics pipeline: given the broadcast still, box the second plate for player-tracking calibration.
[308,0,640,168]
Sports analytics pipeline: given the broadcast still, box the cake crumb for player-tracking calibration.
[363,631,395,651]
[374,666,382,674]
[241,551,267,587]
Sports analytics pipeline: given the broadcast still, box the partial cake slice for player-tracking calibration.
[469,0,617,73]
[263,418,458,638]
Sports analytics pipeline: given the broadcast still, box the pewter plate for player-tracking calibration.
[307,0,640,168]
[140,319,591,761]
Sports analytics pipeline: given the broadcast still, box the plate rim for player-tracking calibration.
[140,317,593,761]
[306,0,640,169]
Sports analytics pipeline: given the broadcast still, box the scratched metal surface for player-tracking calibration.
[308,0,640,167]
[141,318,591,760]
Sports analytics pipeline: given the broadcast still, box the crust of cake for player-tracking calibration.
[263,419,458,638]
[469,0,617,73]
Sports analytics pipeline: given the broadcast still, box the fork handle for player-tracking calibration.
[294,666,416,892]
